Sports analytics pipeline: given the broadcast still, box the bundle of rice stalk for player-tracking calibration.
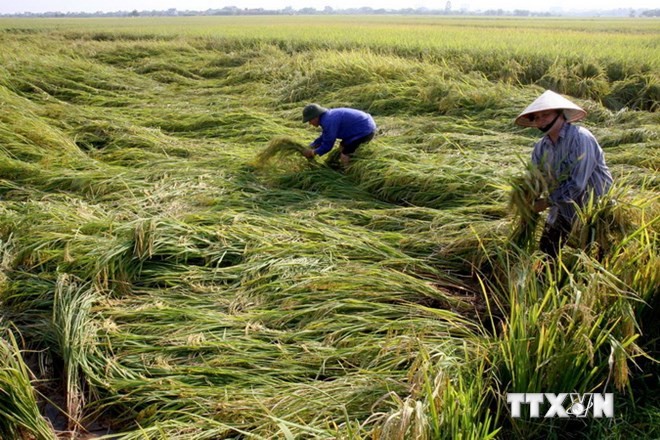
[252,136,310,168]
[574,188,632,260]
[508,165,548,250]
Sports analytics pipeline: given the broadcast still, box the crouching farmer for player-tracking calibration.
[302,104,376,167]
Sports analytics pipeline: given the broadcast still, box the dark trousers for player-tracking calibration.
[340,132,375,155]
[539,216,573,259]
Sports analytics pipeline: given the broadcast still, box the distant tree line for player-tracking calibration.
[2,6,659,18]
[640,9,660,16]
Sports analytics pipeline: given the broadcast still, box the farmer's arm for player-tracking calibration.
[303,135,324,158]
[310,135,322,149]
[312,118,339,156]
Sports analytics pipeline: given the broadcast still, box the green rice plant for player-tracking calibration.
[0,16,657,440]
[480,248,646,438]
[604,74,660,112]
[50,274,99,433]
[0,86,83,162]
[347,147,498,209]
[147,109,287,143]
[369,342,498,440]
[71,119,163,153]
[134,60,202,82]
[604,60,640,83]
[571,61,611,100]
[270,49,437,106]
[0,326,57,440]
[596,195,659,366]
[100,419,247,440]
[538,59,611,101]
[584,390,660,440]
[467,50,526,85]
[597,127,657,148]
[0,155,41,183]
[573,188,632,260]
[573,187,658,299]
[252,135,310,168]
[435,80,525,120]
[2,47,153,107]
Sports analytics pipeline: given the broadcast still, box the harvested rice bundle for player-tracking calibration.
[253,136,309,167]
[508,165,548,250]
[574,188,634,260]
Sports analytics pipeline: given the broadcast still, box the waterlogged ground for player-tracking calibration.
[0,17,658,439]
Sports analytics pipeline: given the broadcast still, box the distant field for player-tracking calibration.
[0,16,658,440]
[2,16,659,66]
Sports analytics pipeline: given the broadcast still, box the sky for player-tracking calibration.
[1,0,658,14]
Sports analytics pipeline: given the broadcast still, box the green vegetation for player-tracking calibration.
[0,16,658,439]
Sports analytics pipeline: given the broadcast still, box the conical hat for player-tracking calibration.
[515,90,586,127]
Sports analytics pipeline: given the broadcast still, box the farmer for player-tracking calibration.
[515,90,613,258]
[301,104,377,167]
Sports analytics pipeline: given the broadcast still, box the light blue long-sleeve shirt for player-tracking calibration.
[311,108,377,156]
[532,123,613,225]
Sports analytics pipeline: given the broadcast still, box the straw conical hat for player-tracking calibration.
[515,90,586,127]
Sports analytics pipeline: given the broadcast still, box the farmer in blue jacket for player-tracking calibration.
[302,104,377,167]
[515,90,613,258]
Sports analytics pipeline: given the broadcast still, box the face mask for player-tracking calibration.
[538,112,562,133]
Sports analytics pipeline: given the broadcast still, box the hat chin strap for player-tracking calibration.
[539,112,562,133]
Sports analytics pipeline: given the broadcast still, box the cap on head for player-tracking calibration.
[302,103,328,123]
[515,90,586,127]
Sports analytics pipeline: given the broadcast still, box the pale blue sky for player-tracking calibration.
[1,0,657,14]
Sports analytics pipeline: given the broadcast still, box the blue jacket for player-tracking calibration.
[311,108,377,156]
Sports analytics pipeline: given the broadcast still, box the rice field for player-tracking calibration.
[0,15,658,440]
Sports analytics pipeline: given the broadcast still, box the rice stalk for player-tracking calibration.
[574,187,634,260]
[369,342,497,440]
[0,326,57,440]
[103,418,247,440]
[349,146,497,209]
[0,18,657,440]
[479,247,646,437]
[51,273,99,434]
[252,136,310,168]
